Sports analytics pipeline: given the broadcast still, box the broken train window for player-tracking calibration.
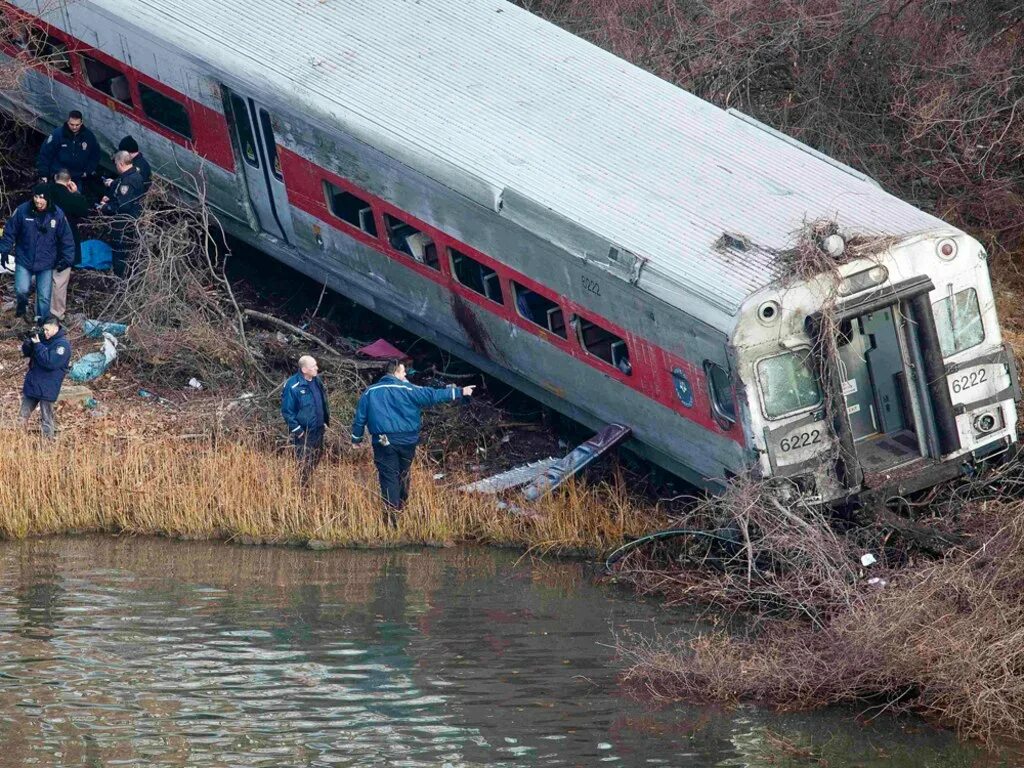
[756,351,822,419]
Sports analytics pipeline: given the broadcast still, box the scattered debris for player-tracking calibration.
[83,319,128,338]
[356,338,406,359]
[69,333,118,382]
[460,457,561,494]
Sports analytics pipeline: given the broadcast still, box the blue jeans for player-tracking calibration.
[14,265,53,320]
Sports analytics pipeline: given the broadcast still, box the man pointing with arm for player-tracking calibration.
[352,359,474,526]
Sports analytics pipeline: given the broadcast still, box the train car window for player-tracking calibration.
[80,54,133,105]
[26,28,72,73]
[450,248,504,304]
[513,282,566,338]
[756,352,821,419]
[576,316,631,374]
[705,361,736,424]
[933,288,984,357]
[383,214,438,270]
[258,109,283,181]
[323,181,378,237]
[139,84,192,139]
[228,94,259,168]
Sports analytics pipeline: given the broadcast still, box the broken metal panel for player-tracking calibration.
[459,458,562,495]
[521,424,633,503]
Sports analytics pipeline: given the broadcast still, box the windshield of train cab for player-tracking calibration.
[757,351,822,419]
[933,288,984,357]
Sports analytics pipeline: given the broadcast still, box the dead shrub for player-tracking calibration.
[614,461,1024,743]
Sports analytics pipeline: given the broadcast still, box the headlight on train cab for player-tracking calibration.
[937,238,958,260]
[972,408,1003,436]
[837,265,888,296]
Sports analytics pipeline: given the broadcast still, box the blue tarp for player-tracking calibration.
[79,239,112,270]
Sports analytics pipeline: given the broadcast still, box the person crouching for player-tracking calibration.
[20,316,72,439]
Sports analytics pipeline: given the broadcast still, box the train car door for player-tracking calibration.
[224,89,292,242]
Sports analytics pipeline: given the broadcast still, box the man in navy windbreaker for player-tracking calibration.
[36,111,101,186]
[20,316,72,439]
[0,185,76,321]
[281,355,331,482]
[351,359,475,524]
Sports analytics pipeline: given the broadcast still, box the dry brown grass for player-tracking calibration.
[0,431,657,553]
[615,466,1024,744]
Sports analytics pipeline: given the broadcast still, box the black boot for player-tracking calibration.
[14,298,26,319]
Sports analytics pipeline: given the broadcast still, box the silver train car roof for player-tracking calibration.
[81,0,953,328]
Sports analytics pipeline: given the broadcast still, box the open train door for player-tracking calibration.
[223,87,293,243]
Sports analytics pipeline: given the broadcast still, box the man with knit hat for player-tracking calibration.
[111,135,151,193]
[0,185,75,321]
[98,151,146,277]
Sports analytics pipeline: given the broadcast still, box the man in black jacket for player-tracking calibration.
[20,316,72,439]
[36,111,100,187]
[114,136,152,192]
[47,170,90,319]
[98,150,146,277]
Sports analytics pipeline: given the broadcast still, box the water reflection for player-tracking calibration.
[0,538,1007,766]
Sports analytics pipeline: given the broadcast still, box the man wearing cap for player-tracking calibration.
[110,136,151,193]
[0,185,75,321]
[20,315,72,439]
[36,110,100,187]
[98,150,146,277]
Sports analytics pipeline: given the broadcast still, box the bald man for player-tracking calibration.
[281,355,330,481]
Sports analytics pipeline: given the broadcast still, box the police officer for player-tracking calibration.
[98,150,146,276]
[0,185,75,321]
[112,136,152,193]
[36,110,100,187]
[20,316,72,440]
[281,355,331,483]
[351,360,475,525]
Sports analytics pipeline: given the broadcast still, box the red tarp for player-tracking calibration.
[356,338,406,359]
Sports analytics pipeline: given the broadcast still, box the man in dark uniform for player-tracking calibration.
[351,360,475,525]
[46,170,90,319]
[36,110,100,187]
[281,355,331,483]
[0,185,75,321]
[98,150,146,277]
[112,135,152,193]
[20,316,72,439]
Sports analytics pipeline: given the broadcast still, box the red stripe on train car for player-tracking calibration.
[0,4,234,172]
[278,146,743,444]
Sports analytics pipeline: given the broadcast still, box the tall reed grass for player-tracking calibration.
[0,433,657,552]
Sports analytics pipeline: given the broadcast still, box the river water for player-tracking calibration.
[0,537,1005,767]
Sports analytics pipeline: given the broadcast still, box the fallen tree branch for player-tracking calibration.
[242,309,380,369]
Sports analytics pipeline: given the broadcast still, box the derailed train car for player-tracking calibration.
[0,0,1018,503]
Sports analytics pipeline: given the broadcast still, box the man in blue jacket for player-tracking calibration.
[0,185,75,321]
[36,111,101,186]
[20,316,72,439]
[352,360,475,524]
[281,355,331,482]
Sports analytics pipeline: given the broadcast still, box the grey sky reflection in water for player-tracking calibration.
[0,537,1007,767]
